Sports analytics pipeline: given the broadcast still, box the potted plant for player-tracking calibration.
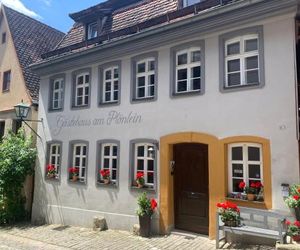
[217,201,240,227]
[46,164,56,179]
[285,184,300,221]
[100,169,110,184]
[239,181,263,201]
[68,167,79,182]
[286,220,300,242]
[136,192,157,237]
[136,172,145,188]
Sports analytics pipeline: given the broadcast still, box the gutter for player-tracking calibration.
[30,0,298,72]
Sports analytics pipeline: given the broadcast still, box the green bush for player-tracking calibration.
[0,129,37,224]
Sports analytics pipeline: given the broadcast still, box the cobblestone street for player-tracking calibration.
[0,224,276,250]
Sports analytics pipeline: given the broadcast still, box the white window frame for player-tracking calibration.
[225,34,259,87]
[228,143,263,193]
[87,22,98,40]
[175,47,201,93]
[75,72,90,107]
[134,143,155,187]
[103,66,119,103]
[136,58,155,99]
[72,143,87,181]
[52,78,64,110]
[101,143,118,183]
[49,143,61,176]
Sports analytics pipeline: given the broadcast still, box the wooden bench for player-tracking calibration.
[216,207,287,249]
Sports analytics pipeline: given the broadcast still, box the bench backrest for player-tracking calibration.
[239,207,286,230]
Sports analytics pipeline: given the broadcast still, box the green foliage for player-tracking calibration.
[0,129,37,224]
[136,192,153,217]
[290,184,300,196]
[285,196,300,208]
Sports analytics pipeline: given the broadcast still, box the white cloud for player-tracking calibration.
[40,0,51,7]
[0,0,41,19]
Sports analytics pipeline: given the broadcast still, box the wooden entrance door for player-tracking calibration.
[174,143,209,235]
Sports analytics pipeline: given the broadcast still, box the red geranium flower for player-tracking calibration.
[238,181,246,189]
[297,188,300,193]
[100,169,110,178]
[285,220,291,226]
[136,172,144,180]
[68,167,79,173]
[47,164,55,171]
[151,199,157,210]
[294,195,300,201]
[294,221,300,227]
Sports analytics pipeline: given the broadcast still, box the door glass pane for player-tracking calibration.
[245,39,258,52]
[232,146,243,160]
[227,42,240,55]
[249,164,261,179]
[232,164,243,178]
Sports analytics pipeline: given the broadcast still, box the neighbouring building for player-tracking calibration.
[0,5,64,210]
[31,0,300,239]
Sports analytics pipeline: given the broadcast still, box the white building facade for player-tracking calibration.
[31,0,300,239]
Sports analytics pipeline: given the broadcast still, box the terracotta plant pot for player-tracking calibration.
[247,194,256,201]
[139,214,151,237]
[103,179,110,185]
[293,235,300,242]
[224,220,239,227]
[72,175,78,182]
[47,174,55,179]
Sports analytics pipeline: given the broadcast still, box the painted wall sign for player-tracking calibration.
[53,110,142,135]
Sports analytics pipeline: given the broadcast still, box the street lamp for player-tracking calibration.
[14,100,43,138]
[14,102,30,120]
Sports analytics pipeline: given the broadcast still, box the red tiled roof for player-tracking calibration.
[3,5,64,102]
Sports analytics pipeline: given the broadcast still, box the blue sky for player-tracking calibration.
[0,0,105,33]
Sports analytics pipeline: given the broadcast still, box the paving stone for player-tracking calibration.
[0,224,276,250]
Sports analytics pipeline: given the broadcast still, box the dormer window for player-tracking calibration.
[87,22,98,40]
[182,0,203,8]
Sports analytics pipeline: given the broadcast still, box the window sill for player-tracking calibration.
[2,89,10,93]
[171,90,202,98]
[131,185,155,193]
[97,181,118,188]
[68,179,86,185]
[99,101,120,107]
[48,108,63,113]
[221,82,263,93]
[71,105,90,110]
[45,176,59,182]
[226,197,267,210]
[131,97,156,104]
